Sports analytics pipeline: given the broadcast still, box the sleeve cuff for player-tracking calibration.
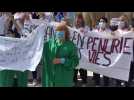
[60,58,65,64]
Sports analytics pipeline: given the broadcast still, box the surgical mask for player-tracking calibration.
[55,31,65,39]
[99,22,106,29]
[110,25,118,31]
[118,21,125,29]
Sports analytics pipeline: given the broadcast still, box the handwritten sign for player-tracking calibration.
[0,23,46,71]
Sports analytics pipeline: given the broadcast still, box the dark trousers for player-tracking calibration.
[129,61,134,81]
[32,71,37,80]
[125,61,134,87]
[93,73,100,85]
[93,73,109,86]
[103,76,110,86]
[74,69,87,83]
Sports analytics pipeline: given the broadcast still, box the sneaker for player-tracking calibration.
[32,79,38,86]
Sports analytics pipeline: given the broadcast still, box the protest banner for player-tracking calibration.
[69,28,134,81]
[0,20,58,71]
[0,23,46,71]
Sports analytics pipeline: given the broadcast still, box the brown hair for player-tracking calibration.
[55,22,70,40]
[75,13,85,28]
[119,14,129,21]
[119,14,129,28]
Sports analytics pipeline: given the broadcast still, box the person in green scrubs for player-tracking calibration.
[42,22,79,87]
[0,70,28,87]
[0,13,28,87]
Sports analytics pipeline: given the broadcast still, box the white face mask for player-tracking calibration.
[99,22,106,29]
[118,21,125,29]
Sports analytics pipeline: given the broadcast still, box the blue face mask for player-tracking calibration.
[55,31,65,39]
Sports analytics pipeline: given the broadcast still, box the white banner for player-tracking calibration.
[69,28,134,81]
[0,23,47,71]
[0,19,57,72]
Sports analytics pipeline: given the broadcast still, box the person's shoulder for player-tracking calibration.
[66,40,76,47]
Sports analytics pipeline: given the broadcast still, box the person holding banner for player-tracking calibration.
[13,12,26,38]
[22,12,39,86]
[116,15,130,34]
[109,18,119,32]
[42,22,79,87]
[92,17,111,87]
[0,13,28,87]
[73,13,89,86]
[112,14,134,87]
[116,15,128,87]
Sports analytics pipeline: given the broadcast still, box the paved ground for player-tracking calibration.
[27,71,134,87]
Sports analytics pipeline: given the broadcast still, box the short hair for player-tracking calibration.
[75,13,85,28]
[119,14,129,22]
[99,16,108,23]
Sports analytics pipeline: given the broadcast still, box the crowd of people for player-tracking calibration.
[0,12,134,87]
